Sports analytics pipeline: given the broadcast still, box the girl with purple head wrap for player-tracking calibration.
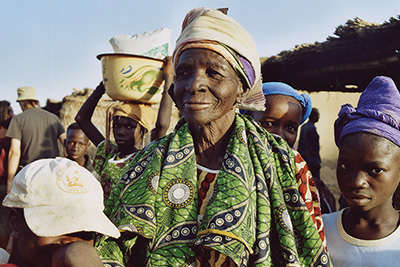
[323,76,400,266]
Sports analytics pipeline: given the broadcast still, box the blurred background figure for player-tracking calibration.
[6,86,65,193]
[298,108,321,179]
[0,101,13,250]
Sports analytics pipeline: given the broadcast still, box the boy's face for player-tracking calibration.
[65,129,89,162]
[337,133,400,212]
[250,95,302,147]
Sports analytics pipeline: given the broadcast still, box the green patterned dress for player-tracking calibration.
[96,114,331,267]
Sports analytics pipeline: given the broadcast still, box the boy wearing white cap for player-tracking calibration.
[2,158,120,267]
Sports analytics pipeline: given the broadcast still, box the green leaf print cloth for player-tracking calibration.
[97,114,331,267]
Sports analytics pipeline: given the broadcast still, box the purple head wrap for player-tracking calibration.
[334,76,400,147]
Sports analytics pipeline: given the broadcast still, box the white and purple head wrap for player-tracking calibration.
[334,76,400,147]
[172,7,265,111]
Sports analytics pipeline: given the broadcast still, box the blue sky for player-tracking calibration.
[2,0,400,114]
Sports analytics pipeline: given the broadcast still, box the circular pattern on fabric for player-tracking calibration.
[226,158,234,168]
[277,206,293,232]
[163,179,195,209]
[321,255,329,264]
[167,155,175,162]
[181,227,190,236]
[237,126,246,144]
[259,240,267,250]
[129,171,136,178]
[234,210,241,217]
[213,236,223,242]
[225,213,233,223]
[172,230,180,238]
[135,166,142,172]
[292,194,299,203]
[147,172,160,194]
[175,152,184,160]
[257,182,263,191]
[284,193,291,202]
[145,210,154,218]
[192,226,198,234]
[216,218,224,226]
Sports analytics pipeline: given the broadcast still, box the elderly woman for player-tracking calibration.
[97,7,330,267]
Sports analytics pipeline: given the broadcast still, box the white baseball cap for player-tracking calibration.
[3,158,120,238]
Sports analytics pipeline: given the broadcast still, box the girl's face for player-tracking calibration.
[250,95,302,147]
[337,133,400,213]
[112,116,141,151]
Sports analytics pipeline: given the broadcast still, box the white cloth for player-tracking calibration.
[110,27,171,59]
[323,209,400,266]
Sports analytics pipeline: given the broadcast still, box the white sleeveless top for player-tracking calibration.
[323,209,400,267]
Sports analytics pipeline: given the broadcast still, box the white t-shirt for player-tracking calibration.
[323,209,400,267]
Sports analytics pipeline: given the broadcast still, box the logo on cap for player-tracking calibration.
[56,167,90,194]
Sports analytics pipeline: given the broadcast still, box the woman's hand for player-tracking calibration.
[94,81,106,95]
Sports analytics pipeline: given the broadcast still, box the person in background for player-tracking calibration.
[96,7,330,266]
[75,57,173,200]
[2,157,120,267]
[0,101,13,250]
[244,81,331,248]
[298,107,336,213]
[64,123,93,173]
[298,107,321,179]
[6,86,66,193]
[323,76,400,265]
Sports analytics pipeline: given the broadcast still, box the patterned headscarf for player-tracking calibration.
[172,7,265,111]
[335,76,400,147]
[262,82,312,125]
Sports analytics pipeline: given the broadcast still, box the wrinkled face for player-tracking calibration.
[65,129,89,162]
[337,133,400,212]
[112,116,141,150]
[10,210,94,267]
[250,95,302,147]
[172,48,243,126]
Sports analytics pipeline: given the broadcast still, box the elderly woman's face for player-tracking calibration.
[173,48,242,126]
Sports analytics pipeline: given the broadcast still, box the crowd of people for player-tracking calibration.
[1,6,399,267]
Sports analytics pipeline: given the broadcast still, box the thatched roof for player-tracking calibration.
[261,16,400,92]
